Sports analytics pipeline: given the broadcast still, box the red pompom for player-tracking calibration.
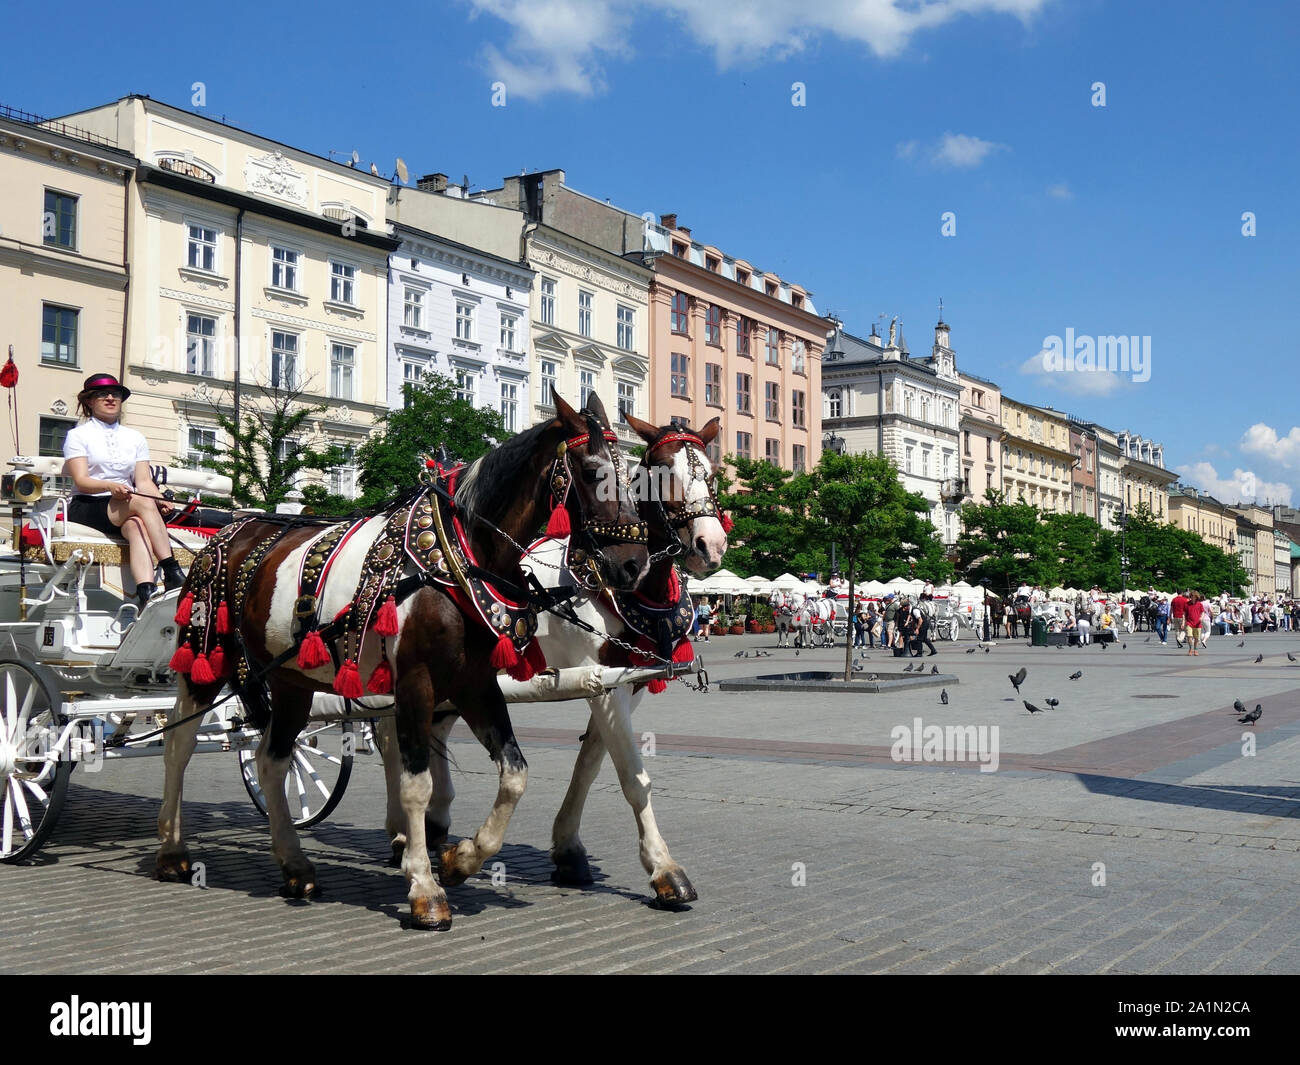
[297,629,331,670]
[489,633,519,670]
[366,659,394,694]
[671,638,695,664]
[333,659,364,699]
[647,678,668,695]
[169,644,195,674]
[374,595,400,637]
[174,593,194,626]
[720,513,735,534]
[545,505,571,538]
[0,357,18,389]
[524,638,547,676]
[190,653,216,685]
[208,645,226,678]
[216,600,230,635]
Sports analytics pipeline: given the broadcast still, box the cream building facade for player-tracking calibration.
[1232,504,1275,598]
[56,96,398,498]
[999,398,1074,513]
[1116,431,1176,522]
[0,106,135,463]
[958,372,1002,507]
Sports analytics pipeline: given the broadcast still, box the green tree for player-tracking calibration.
[357,372,510,506]
[717,458,825,579]
[955,490,1054,594]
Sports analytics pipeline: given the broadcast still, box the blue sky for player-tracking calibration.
[6,0,1299,503]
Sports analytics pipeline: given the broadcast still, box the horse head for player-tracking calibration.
[624,413,728,573]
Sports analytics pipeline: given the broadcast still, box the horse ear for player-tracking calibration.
[584,412,608,456]
[624,413,659,444]
[584,391,611,427]
[553,392,586,435]
[698,417,721,445]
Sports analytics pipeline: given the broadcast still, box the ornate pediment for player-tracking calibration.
[244,150,308,206]
[572,342,606,366]
[534,331,571,354]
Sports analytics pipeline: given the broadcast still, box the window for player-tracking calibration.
[920,395,930,423]
[766,438,781,463]
[672,241,687,257]
[616,305,635,351]
[792,390,805,428]
[706,256,720,272]
[330,343,355,399]
[736,431,752,459]
[705,363,722,406]
[271,331,298,390]
[186,314,217,377]
[705,304,721,346]
[765,328,780,366]
[187,427,217,470]
[792,293,804,310]
[403,288,423,328]
[671,292,689,334]
[577,290,593,338]
[500,382,518,432]
[540,278,556,325]
[736,268,750,286]
[670,353,689,397]
[43,190,77,249]
[942,452,951,478]
[187,224,217,272]
[827,391,842,418]
[964,430,971,456]
[736,373,751,414]
[1086,449,1093,472]
[706,439,722,465]
[986,437,993,462]
[765,381,780,421]
[617,381,635,422]
[454,368,475,403]
[330,445,358,499]
[330,261,356,304]
[736,316,752,358]
[455,301,474,340]
[792,444,806,473]
[791,340,806,374]
[41,303,78,366]
[500,312,518,351]
[766,280,778,297]
[921,450,930,478]
[39,416,75,456]
[540,360,557,406]
[402,360,425,406]
[579,369,595,408]
[271,246,299,290]
[905,446,914,474]
[904,391,914,419]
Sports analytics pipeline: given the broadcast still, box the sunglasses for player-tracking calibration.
[92,390,125,401]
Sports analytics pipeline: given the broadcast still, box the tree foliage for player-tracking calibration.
[716,458,822,578]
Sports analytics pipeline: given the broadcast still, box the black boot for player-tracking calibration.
[161,557,186,591]
[136,581,157,609]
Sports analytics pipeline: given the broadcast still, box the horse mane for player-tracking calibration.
[454,420,556,525]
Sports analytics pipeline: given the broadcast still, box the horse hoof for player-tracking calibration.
[438,844,470,887]
[551,851,595,886]
[155,853,192,883]
[279,860,320,898]
[408,896,453,931]
[651,867,698,907]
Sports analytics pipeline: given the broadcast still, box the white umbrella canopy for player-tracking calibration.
[697,568,741,594]
[770,572,805,591]
[745,574,773,594]
[951,580,973,590]
[1049,586,1068,599]
[858,579,888,596]
[885,576,913,589]
[686,574,710,594]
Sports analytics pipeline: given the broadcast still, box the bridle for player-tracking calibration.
[639,431,729,541]
[550,426,650,554]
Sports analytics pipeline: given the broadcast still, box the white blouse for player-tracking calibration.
[63,418,150,496]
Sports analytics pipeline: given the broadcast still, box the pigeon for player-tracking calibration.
[867,673,878,682]
[984,647,991,654]
[1068,670,1082,680]
[1237,641,1245,648]
[965,647,978,654]
[940,688,949,705]
[1046,698,1059,709]
[1255,654,1263,664]
[1144,636,1152,643]
[1232,699,1246,715]
[734,651,745,658]
[903,663,915,672]
[1238,704,1262,725]
[931,665,939,675]
[1008,667,1027,693]
[1100,640,1109,650]
[795,650,799,657]
[1024,700,1045,714]
[1122,643,1127,649]
[1289,653,1296,662]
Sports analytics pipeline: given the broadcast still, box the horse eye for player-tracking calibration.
[581,467,599,484]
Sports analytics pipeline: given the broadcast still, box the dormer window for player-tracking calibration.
[736,268,750,285]
[706,256,720,272]
[765,280,778,297]
[792,293,804,310]
[672,242,687,257]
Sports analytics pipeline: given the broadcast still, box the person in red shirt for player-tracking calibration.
[1185,592,1205,656]
[1170,590,1189,647]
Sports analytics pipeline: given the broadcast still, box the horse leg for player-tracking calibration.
[256,683,317,897]
[439,685,527,887]
[550,712,607,885]
[378,711,457,866]
[155,676,211,881]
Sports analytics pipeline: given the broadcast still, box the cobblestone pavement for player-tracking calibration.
[4,630,1300,974]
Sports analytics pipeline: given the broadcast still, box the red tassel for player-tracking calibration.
[297,629,330,670]
[209,645,226,678]
[524,639,547,675]
[366,659,394,694]
[333,659,364,698]
[671,638,695,664]
[190,653,216,685]
[216,600,230,635]
[334,602,353,623]
[374,595,399,637]
[174,593,193,626]
[545,505,571,538]
[0,357,18,389]
[169,644,195,674]
[721,513,735,533]
[647,678,668,695]
[490,633,519,670]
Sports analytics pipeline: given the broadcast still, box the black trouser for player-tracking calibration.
[918,620,937,655]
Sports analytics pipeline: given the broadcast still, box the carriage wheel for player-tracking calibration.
[238,720,354,829]
[0,657,72,864]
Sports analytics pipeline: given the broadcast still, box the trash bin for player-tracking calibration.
[1031,616,1048,646]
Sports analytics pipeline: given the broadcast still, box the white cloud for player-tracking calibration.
[468,0,1050,98]
[895,140,919,160]
[1174,461,1292,507]
[1241,422,1300,469]
[1047,182,1072,199]
[932,131,1005,168]
[1019,350,1123,396]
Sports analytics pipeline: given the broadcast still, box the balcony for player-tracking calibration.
[940,477,968,503]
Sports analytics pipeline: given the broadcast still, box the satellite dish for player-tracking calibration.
[350,150,360,166]
[395,158,409,184]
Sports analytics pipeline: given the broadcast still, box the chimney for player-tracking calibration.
[679,227,691,238]
[417,172,448,193]
[660,213,677,230]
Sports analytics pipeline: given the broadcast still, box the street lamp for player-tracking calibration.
[1118,503,1130,590]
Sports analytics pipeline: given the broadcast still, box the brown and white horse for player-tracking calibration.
[155,395,649,930]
